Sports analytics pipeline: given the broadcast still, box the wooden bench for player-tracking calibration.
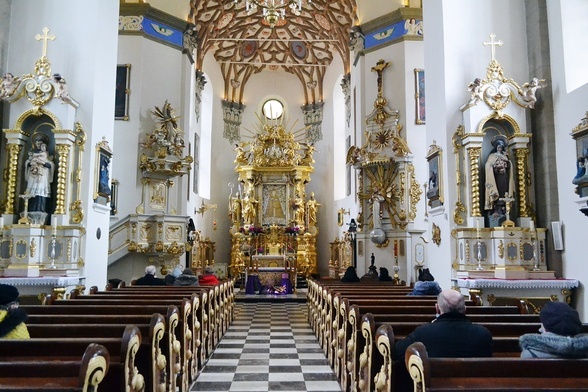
[45,297,191,392]
[0,343,110,392]
[0,329,140,391]
[22,304,178,392]
[26,313,166,392]
[405,341,588,391]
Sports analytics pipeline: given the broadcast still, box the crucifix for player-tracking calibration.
[371,59,391,98]
[35,27,56,58]
[483,33,503,62]
[499,192,515,227]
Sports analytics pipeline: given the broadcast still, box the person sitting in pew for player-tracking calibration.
[0,284,30,339]
[519,301,588,358]
[379,267,393,282]
[174,268,200,287]
[199,266,219,285]
[407,268,442,295]
[135,265,166,286]
[340,266,360,282]
[394,289,492,359]
[165,265,183,286]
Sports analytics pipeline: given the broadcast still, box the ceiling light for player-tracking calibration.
[234,0,312,28]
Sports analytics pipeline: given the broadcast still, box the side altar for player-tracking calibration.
[228,118,319,290]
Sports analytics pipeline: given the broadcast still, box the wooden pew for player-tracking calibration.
[22,304,179,392]
[405,341,588,391]
[26,313,166,392]
[45,297,190,392]
[0,328,141,391]
[0,343,110,392]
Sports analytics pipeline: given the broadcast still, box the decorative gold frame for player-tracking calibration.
[94,138,113,205]
[426,141,443,207]
[414,68,425,124]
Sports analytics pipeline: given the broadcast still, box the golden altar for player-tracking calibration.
[228,119,319,282]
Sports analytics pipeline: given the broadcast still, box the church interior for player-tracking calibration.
[0,0,588,320]
[1,0,588,313]
[1,0,588,389]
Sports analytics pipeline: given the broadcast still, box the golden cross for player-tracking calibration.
[483,33,503,62]
[35,27,56,58]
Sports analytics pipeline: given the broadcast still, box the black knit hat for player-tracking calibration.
[0,284,19,305]
[540,301,582,336]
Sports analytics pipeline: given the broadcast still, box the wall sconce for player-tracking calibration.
[195,202,217,216]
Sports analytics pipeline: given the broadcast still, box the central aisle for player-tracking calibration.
[192,301,341,391]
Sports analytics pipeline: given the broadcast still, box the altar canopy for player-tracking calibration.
[228,118,319,284]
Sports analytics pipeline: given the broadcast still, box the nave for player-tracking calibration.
[193,300,341,391]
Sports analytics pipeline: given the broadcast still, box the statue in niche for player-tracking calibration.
[573,157,587,185]
[24,134,55,214]
[292,193,305,226]
[484,135,514,214]
[370,186,385,228]
[264,190,285,220]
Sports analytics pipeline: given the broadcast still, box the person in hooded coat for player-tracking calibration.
[199,266,219,285]
[519,301,588,358]
[379,267,393,282]
[408,268,442,295]
[0,284,30,339]
[340,266,360,282]
[174,268,200,287]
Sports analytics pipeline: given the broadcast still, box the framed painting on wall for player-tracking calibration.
[115,64,131,120]
[414,68,425,125]
[426,142,443,207]
[94,138,113,205]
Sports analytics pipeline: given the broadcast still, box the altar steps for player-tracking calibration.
[235,288,307,303]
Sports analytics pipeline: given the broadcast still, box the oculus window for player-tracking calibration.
[262,99,284,120]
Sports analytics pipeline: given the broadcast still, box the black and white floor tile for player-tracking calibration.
[192,301,341,391]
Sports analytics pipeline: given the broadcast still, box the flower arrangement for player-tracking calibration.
[239,226,264,235]
[285,226,300,235]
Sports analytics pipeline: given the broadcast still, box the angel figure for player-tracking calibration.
[521,78,546,109]
[53,74,72,104]
[466,78,483,105]
[0,73,19,100]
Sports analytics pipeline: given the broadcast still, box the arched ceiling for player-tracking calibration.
[189,0,358,105]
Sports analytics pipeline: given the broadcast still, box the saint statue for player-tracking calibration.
[25,135,55,213]
[293,194,305,225]
[242,189,258,225]
[306,192,320,227]
[484,135,515,213]
[230,192,241,224]
[371,186,385,228]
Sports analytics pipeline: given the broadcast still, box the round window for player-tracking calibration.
[262,99,284,120]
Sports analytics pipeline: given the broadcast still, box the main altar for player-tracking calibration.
[228,117,319,291]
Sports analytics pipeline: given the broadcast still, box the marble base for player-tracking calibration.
[3,265,40,277]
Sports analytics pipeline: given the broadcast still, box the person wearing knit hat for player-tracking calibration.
[519,301,588,358]
[0,284,30,339]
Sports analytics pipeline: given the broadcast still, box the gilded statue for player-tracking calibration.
[242,189,258,225]
[306,192,320,226]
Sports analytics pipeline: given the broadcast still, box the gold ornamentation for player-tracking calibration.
[432,223,441,246]
[70,122,86,223]
[15,239,27,259]
[408,164,421,221]
[67,239,72,262]
[5,144,22,214]
[515,148,529,217]
[55,144,71,214]
[453,201,466,225]
[140,224,152,241]
[166,225,183,241]
[30,238,36,257]
[468,147,482,216]
[465,239,470,263]
[498,240,504,259]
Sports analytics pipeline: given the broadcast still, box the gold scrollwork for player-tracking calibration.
[432,223,441,246]
[30,238,36,257]
[468,147,482,216]
[515,148,529,217]
[453,201,466,225]
[408,164,421,221]
[498,240,504,259]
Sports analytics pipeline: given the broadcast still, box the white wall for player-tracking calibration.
[547,0,588,320]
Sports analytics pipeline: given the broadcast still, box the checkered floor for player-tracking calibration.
[191,302,341,391]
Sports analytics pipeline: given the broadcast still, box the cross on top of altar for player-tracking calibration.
[371,59,390,99]
[483,33,503,62]
[35,27,55,59]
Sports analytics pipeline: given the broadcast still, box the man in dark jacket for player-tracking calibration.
[135,265,166,286]
[394,289,492,359]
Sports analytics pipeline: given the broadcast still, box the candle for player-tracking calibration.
[394,240,398,257]
[0,215,4,229]
[476,221,481,237]
[51,216,57,229]
[530,220,535,232]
